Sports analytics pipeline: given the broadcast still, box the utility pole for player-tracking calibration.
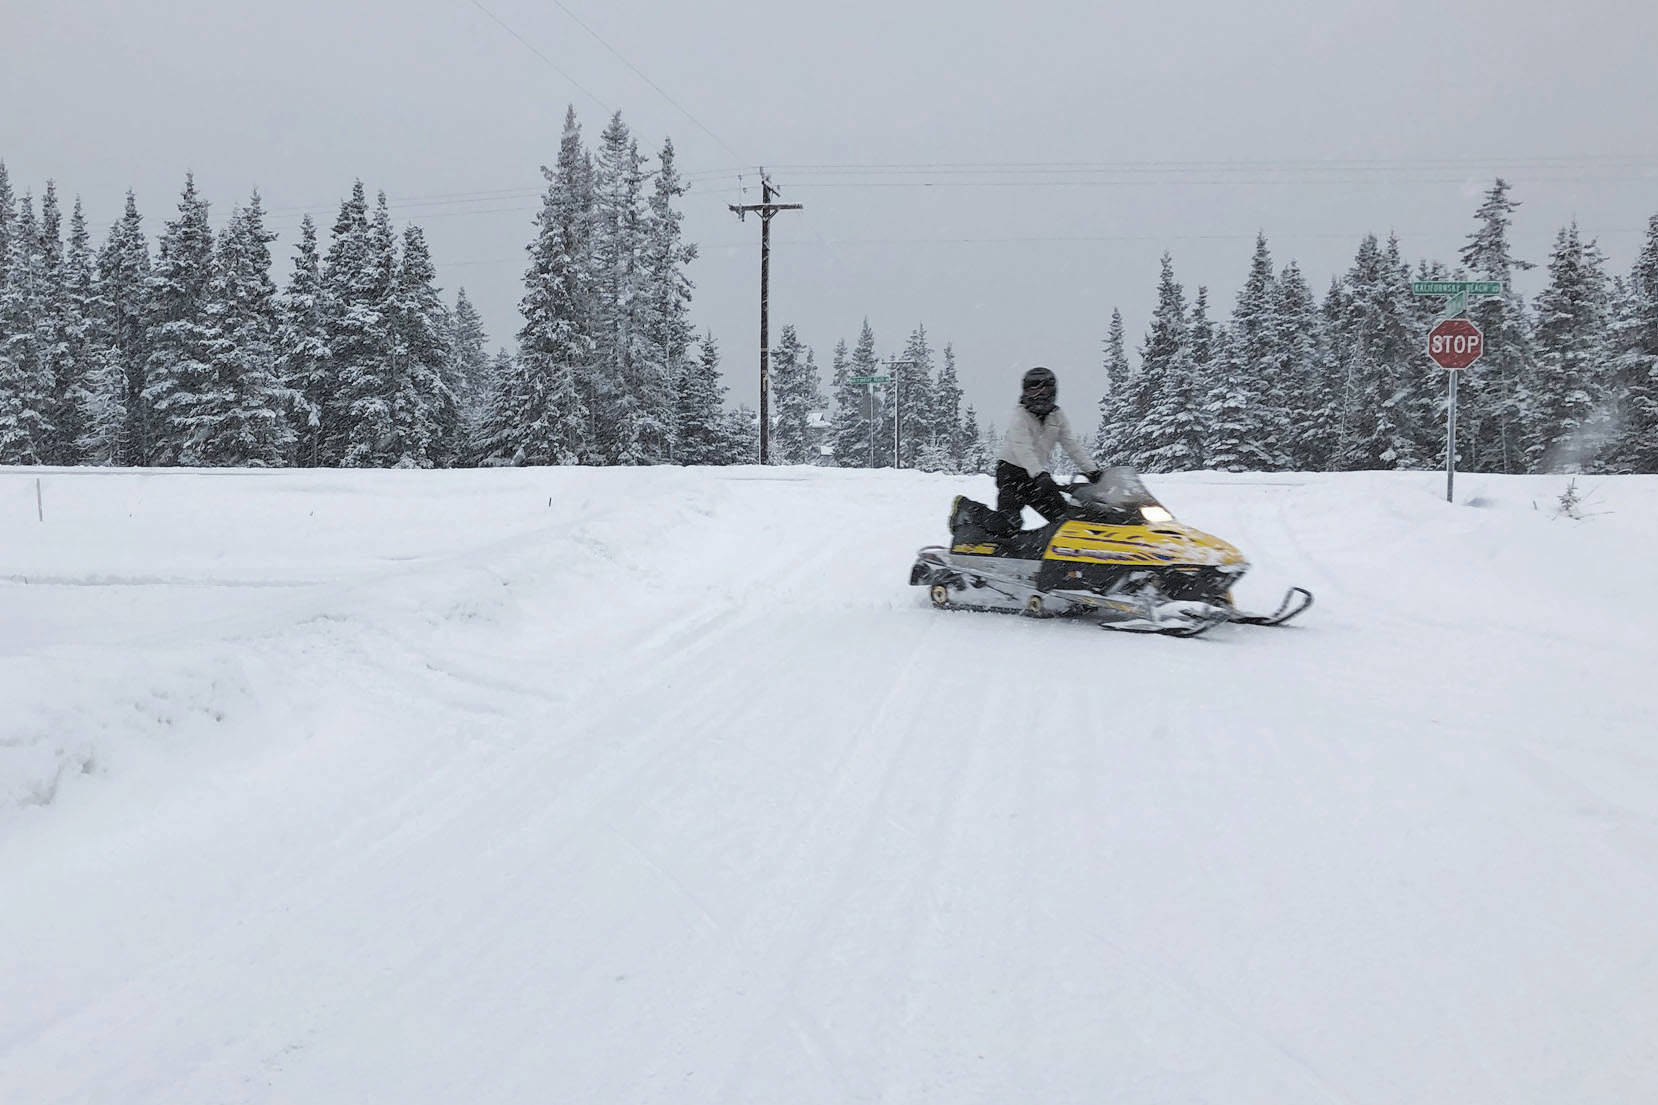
[729,172,802,464]
[886,357,917,468]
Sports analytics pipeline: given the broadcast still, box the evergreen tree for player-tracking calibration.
[59,199,105,463]
[675,331,726,464]
[0,162,12,297]
[1095,307,1132,458]
[477,107,594,466]
[320,182,376,465]
[1264,261,1321,469]
[384,224,454,467]
[1458,179,1536,473]
[1331,233,1428,469]
[1225,232,1290,468]
[932,343,963,470]
[142,173,218,465]
[1605,215,1658,471]
[1314,277,1351,470]
[769,323,821,464]
[1528,222,1611,472]
[277,216,333,465]
[1136,254,1204,472]
[830,321,879,466]
[449,288,490,433]
[893,323,935,468]
[643,137,697,463]
[960,404,989,473]
[591,112,658,463]
[92,192,151,465]
[717,404,760,464]
[198,194,293,466]
[0,194,53,463]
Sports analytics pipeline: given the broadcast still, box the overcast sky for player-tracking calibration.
[7,0,1658,425]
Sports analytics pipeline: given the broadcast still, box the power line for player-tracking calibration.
[465,0,610,113]
[547,0,746,164]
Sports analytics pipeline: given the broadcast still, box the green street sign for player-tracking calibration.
[848,374,891,385]
[1412,280,1502,296]
[1439,291,1467,318]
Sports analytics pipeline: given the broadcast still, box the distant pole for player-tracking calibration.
[1447,369,1458,503]
[729,173,802,465]
[886,357,916,469]
[36,477,44,522]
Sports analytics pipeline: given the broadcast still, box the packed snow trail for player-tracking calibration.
[3,466,1657,1104]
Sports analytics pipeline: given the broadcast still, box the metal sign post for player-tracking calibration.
[1425,315,1486,502]
[847,373,892,468]
[1413,281,1500,503]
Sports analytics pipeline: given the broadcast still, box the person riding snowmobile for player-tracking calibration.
[995,366,1102,529]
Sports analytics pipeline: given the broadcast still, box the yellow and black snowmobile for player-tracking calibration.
[909,467,1311,638]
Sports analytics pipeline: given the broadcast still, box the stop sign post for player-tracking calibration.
[1427,317,1484,503]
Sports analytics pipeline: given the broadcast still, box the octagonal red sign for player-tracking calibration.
[1428,318,1484,369]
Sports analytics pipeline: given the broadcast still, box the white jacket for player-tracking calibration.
[998,404,1096,478]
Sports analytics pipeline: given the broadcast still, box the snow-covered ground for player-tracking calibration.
[3,464,1656,1104]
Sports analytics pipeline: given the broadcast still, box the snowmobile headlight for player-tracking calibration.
[1140,505,1173,523]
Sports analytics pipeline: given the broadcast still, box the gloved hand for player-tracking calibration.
[1085,469,1103,483]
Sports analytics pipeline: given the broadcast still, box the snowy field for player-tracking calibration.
[3,463,1657,1105]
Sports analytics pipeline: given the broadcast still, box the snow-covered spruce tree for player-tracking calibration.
[196,194,294,466]
[59,199,110,464]
[1527,221,1611,472]
[1135,255,1203,473]
[1330,233,1429,470]
[1094,307,1132,460]
[960,404,989,474]
[1458,178,1535,474]
[674,330,726,464]
[91,192,152,465]
[35,182,77,464]
[1604,215,1658,472]
[476,107,594,466]
[933,342,963,470]
[830,321,879,466]
[0,194,54,464]
[590,112,658,464]
[276,216,333,466]
[448,288,490,435]
[319,182,375,465]
[1115,260,1176,468]
[1314,276,1351,470]
[1224,232,1291,469]
[384,225,454,467]
[336,190,401,467]
[0,162,13,297]
[769,323,821,464]
[142,173,219,466]
[1271,261,1325,471]
[644,137,696,463]
[892,323,935,468]
[720,405,760,464]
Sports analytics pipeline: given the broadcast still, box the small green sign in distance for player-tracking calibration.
[1411,280,1503,296]
[848,375,892,385]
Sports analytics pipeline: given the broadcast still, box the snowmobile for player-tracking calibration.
[909,467,1312,638]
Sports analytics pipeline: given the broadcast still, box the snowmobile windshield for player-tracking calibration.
[1067,466,1175,524]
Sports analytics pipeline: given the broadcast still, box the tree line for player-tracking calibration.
[3,148,1655,475]
[1096,181,1658,476]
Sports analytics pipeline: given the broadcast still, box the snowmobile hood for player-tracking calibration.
[1041,518,1247,570]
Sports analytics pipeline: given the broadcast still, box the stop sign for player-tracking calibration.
[1427,318,1484,369]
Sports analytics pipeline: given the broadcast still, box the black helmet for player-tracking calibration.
[1020,366,1057,415]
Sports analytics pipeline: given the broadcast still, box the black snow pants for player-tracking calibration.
[995,460,1070,528]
